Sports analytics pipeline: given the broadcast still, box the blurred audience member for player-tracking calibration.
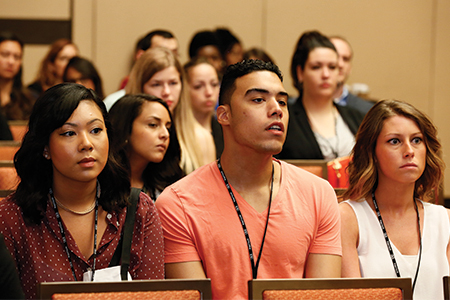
[215,28,243,66]
[184,57,222,158]
[0,31,34,120]
[63,56,104,99]
[189,30,225,77]
[277,31,364,160]
[330,36,374,114]
[120,29,178,89]
[28,38,78,99]
[243,47,275,64]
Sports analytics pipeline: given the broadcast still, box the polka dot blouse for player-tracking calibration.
[0,192,164,299]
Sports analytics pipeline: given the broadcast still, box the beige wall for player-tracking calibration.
[3,0,450,196]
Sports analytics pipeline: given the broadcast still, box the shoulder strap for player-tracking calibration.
[108,188,140,280]
[120,187,140,280]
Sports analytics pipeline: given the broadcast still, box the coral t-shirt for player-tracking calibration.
[156,159,341,300]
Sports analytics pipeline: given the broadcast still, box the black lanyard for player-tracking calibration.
[49,186,99,281]
[217,159,274,279]
[371,192,422,294]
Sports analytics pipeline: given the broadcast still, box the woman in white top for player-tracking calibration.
[340,99,449,300]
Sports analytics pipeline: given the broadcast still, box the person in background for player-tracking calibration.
[156,60,341,300]
[215,28,244,67]
[243,47,275,64]
[340,99,448,300]
[188,30,225,78]
[277,31,364,160]
[0,31,34,121]
[119,29,179,90]
[28,38,78,99]
[0,83,164,299]
[63,56,105,99]
[330,36,374,115]
[109,94,184,201]
[184,57,222,158]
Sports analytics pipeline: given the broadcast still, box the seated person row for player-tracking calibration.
[0,83,164,299]
[277,30,365,160]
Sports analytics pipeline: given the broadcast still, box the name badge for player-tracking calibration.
[83,266,132,282]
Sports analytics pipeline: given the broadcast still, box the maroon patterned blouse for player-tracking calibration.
[0,192,164,299]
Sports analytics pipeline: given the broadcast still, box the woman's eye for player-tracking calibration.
[388,138,400,145]
[412,137,422,144]
[91,128,103,134]
[60,131,76,137]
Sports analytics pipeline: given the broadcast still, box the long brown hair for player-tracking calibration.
[344,99,444,201]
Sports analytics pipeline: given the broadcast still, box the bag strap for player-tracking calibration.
[108,187,141,280]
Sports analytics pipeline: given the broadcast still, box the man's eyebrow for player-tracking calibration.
[245,88,289,98]
[245,88,269,96]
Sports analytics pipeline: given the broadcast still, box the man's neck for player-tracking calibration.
[333,82,345,100]
[219,149,274,191]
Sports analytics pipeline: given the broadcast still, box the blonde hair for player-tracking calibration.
[175,79,215,174]
[126,47,213,174]
[126,47,182,94]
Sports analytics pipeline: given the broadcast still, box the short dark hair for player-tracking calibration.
[13,83,130,224]
[218,59,283,106]
[109,94,184,199]
[136,30,175,52]
[290,30,336,91]
[63,56,104,99]
[188,30,221,59]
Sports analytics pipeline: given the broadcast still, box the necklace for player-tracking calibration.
[54,196,96,215]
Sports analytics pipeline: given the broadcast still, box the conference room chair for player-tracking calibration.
[248,278,412,300]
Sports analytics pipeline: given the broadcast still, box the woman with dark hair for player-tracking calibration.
[28,38,78,99]
[0,83,163,299]
[109,94,184,200]
[63,56,104,99]
[0,31,34,121]
[340,100,448,300]
[277,30,364,160]
[243,47,275,64]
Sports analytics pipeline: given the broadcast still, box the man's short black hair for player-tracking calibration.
[136,30,175,52]
[218,59,283,106]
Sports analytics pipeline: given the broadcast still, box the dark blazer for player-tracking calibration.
[345,92,375,115]
[276,98,365,159]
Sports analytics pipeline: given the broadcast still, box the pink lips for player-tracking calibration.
[400,163,417,168]
[79,157,95,167]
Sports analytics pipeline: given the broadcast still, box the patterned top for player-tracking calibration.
[0,192,164,299]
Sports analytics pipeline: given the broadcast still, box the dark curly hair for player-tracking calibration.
[219,59,283,106]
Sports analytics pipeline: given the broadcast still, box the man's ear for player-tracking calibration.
[216,105,230,126]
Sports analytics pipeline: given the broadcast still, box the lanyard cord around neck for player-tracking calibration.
[217,158,274,279]
[371,192,422,294]
[49,185,100,281]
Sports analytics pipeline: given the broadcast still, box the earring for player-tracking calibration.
[43,151,50,159]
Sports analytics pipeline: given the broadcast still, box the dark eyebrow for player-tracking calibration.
[245,88,289,98]
[63,118,104,127]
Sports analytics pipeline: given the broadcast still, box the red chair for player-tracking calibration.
[38,279,212,300]
[248,278,412,300]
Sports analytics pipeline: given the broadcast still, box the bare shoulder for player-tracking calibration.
[339,201,359,237]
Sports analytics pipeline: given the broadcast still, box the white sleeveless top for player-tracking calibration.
[345,199,450,300]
